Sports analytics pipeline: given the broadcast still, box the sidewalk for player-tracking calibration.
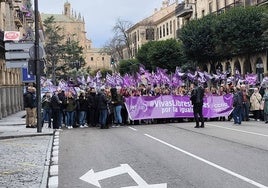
[0,110,54,139]
[0,111,55,188]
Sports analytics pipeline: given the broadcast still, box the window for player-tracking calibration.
[166,23,169,35]
[202,10,205,17]
[163,25,165,37]
[102,57,104,61]
[170,21,172,34]
[160,26,162,38]
[209,2,213,13]
[146,28,154,40]
[91,57,93,61]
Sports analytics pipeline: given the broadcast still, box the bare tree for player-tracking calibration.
[112,18,133,58]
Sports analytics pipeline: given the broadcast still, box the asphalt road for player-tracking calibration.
[58,121,268,188]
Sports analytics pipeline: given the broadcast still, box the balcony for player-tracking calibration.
[175,2,193,18]
[257,0,268,6]
[14,10,23,27]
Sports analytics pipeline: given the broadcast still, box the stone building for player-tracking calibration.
[127,0,268,78]
[40,2,111,71]
[125,0,180,59]
[176,0,268,77]
[0,0,34,119]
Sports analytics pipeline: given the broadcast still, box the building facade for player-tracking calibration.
[127,0,268,78]
[125,0,180,59]
[40,2,111,72]
[0,0,34,119]
[176,0,268,76]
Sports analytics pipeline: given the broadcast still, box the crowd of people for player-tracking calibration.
[23,78,268,130]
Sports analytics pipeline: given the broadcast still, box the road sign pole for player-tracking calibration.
[34,0,42,133]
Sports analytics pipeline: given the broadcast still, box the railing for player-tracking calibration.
[14,10,23,27]
[175,2,193,17]
[257,0,268,5]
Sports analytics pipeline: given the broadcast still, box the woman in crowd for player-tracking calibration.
[77,91,88,128]
[110,87,124,127]
[250,87,262,121]
[262,88,268,123]
[65,91,77,129]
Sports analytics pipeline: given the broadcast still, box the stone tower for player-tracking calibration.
[64,1,71,17]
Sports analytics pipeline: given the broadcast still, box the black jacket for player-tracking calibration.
[190,86,204,104]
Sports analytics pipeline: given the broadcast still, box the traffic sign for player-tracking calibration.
[6,60,28,68]
[4,31,20,41]
[5,51,30,60]
[29,45,44,59]
[5,42,33,51]
[22,67,35,82]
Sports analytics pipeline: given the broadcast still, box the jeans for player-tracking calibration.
[66,111,75,127]
[99,109,108,127]
[233,106,242,124]
[113,105,122,124]
[79,111,87,126]
[42,108,51,127]
[242,102,250,121]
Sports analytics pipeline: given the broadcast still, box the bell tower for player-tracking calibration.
[64,1,71,17]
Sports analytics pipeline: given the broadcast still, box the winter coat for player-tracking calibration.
[263,93,268,114]
[65,97,77,112]
[250,92,262,111]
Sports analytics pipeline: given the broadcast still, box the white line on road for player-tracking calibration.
[128,127,138,131]
[144,134,268,188]
[206,123,268,138]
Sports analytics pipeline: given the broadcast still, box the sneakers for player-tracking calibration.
[79,125,84,128]
[68,126,73,129]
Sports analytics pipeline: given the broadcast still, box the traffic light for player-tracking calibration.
[111,58,114,65]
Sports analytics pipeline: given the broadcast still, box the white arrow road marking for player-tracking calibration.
[80,164,167,188]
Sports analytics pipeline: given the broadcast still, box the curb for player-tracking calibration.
[0,133,54,140]
[48,130,60,188]
[40,133,54,188]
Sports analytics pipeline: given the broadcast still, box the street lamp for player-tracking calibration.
[256,60,264,82]
[72,60,81,71]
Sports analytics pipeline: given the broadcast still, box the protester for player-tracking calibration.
[232,86,243,125]
[58,89,66,128]
[87,87,98,127]
[23,86,37,128]
[262,88,268,123]
[190,82,205,128]
[77,91,88,128]
[41,92,52,128]
[65,92,77,129]
[97,87,109,129]
[50,90,62,129]
[250,88,262,121]
[241,84,250,121]
[110,87,123,127]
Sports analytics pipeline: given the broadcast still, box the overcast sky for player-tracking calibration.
[38,0,171,48]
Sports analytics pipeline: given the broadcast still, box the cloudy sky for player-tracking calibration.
[38,0,171,48]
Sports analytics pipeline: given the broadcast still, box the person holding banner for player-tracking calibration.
[190,82,205,128]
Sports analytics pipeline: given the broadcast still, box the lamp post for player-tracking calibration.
[256,60,264,82]
[72,60,81,71]
[34,0,42,132]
